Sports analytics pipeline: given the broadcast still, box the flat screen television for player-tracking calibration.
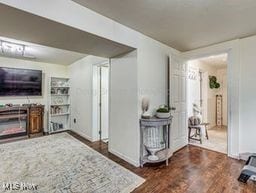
[0,67,42,96]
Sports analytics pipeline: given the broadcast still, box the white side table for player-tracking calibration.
[140,116,172,167]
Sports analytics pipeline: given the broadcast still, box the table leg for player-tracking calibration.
[205,125,209,140]
[140,124,144,168]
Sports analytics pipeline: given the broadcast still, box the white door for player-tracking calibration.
[169,55,188,152]
[100,66,109,140]
[201,71,208,123]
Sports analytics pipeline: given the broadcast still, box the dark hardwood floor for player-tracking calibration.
[68,131,256,193]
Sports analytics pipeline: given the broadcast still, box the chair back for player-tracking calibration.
[188,116,201,126]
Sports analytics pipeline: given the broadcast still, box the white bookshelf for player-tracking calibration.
[48,77,71,134]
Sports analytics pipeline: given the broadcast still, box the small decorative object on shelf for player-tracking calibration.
[48,77,70,134]
[51,81,58,87]
[50,106,64,115]
[156,105,171,119]
[140,116,173,167]
[141,97,151,119]
[54,97,64,105]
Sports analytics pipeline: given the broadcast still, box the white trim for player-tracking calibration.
[182,39,240,159]
[71,129,94,142]
[109,147,140,167]
[239,153,252,161]
[92,60,110,142]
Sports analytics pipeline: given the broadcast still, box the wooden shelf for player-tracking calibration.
[51,86,70,88]
[142,149,173,163]
[51,94,69,96]
[50,104,70,106]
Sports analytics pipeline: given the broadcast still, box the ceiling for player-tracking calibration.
[73,0,256,51]
[0,3,134,58]
[0,36,87,65]
[197,54,227,69]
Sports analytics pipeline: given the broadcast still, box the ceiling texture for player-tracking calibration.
[73,0,256,51]
[197,53,227,69]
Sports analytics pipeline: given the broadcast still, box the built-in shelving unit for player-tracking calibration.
[48,77,71,134]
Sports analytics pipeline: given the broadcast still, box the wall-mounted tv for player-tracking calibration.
[0,67,42,96]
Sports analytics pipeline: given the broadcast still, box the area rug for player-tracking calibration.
[0,133,145,193]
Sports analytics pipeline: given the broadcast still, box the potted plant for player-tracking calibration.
[156,105,171,118]
[209,76,220,89]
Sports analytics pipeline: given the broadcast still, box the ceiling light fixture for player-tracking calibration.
[0,40,36,60]
[0,40,25,56]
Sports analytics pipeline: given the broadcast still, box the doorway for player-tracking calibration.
[187,53,228,154]
[93,62,109,143]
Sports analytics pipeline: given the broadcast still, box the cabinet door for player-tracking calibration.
[29,108,42,134]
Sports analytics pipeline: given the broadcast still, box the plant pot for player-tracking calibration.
[156,112,171,118]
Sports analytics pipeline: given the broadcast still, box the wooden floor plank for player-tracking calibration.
[68,131,256,193]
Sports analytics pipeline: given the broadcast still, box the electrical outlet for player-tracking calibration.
[74,118,76,123]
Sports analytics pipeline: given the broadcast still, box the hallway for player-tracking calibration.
[189,126,227,154]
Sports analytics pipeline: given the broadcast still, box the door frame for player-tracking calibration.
[92,60,110,141]
[182,42,240,159]
[186,54,228,154]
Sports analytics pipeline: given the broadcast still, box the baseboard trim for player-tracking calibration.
[108,148,140,167]
[228,154,240,160]
[70,129,93,142]
[239,152,253,161]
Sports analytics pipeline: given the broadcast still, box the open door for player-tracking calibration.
[93,62,109,142]
[169,55,188,152]
[100,65,109,141]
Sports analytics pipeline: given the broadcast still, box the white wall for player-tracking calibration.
[137,38,172,115]
[69,55,107,141]
[109,51,139,166]
[239,36,256,154]
[0,56,68,131]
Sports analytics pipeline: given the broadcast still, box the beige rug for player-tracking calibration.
[0,133,145,193]
[189,126,227,154]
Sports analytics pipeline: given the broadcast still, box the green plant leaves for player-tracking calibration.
[209,76,220,89]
